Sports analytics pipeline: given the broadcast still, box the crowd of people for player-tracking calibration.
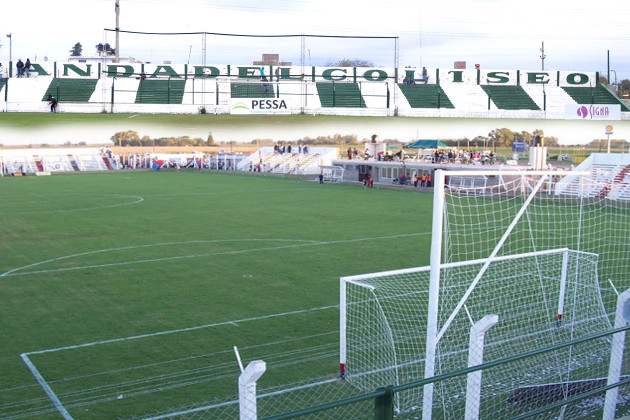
[431,149,496,164]
[273,143,309,155]
[0,59,34,83]
[15,58,33,78]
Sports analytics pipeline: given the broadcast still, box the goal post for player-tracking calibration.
[341,168,630,419]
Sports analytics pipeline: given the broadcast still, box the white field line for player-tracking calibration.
[0,195,144,215]
[1,233,429,278]
[21,303,342,420]
[24,304,339,357]
[17,232,428,419]
[0,238,320,277]
[20,354,73,420]
[20,232,429,356]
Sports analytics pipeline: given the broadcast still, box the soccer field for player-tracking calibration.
[0,171,433,419]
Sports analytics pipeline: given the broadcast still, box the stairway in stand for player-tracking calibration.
[595,164,630,198]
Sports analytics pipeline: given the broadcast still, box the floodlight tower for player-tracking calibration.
[6,33,11,66]
[115,0,120,63]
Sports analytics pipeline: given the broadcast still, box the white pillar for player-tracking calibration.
[465,314,499,420]
[239,360,266,420]
[422,169,446,420]
[603,289,630,420]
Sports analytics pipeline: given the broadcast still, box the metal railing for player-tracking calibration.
[258,324,630,420]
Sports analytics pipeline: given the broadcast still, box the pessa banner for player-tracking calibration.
[230,98,291,115]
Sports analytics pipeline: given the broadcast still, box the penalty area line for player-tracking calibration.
[21,353,73,420]
[23,304,339,357]
[21,304,339,418]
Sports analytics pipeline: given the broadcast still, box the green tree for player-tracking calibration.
[514,131,533,145]
[544,136,559,147]
[617,79,630,99]
[471,136,487,148]
[110,130,139,147]
[69,42,82,57]
[325,58,374,67]
[488,128,514,149]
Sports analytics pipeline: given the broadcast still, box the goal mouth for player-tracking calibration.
[341,247,610,414]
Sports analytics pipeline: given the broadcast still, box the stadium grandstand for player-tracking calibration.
[4,143,630,204]
[0,61,628,118]
[4,58,630,420]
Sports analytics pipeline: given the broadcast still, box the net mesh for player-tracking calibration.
[342,171,630,418]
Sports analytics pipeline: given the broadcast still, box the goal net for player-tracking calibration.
[340,170,630,418]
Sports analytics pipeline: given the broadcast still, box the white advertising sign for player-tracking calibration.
[230,98,292,115]
[565,104,621,120]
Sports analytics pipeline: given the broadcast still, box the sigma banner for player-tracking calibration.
[230,98,292,115]
[565,104,621,120]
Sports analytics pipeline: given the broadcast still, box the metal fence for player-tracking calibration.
[254,324,630,420]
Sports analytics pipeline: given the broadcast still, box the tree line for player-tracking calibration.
[111,128,627,150]
[110,131,215,147]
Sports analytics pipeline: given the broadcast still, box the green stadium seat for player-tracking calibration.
[481,85,540,110]
[562,85,630,111]
[398,83,454,108]
[42,78,98,102]
[316,83,366,108]
[231,82,275,98]
[135,79,186,104]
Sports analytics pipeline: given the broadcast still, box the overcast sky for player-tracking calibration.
[1,0,630,80]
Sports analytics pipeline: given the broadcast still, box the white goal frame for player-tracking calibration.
[422,169,590,419]
[340,168,627,419]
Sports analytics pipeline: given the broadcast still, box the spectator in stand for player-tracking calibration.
[422,67,428,83]
[16,59,24,77]
[261,76,269,94]
[24,59,32,78]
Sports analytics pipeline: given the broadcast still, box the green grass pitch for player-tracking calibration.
[0,171,433,419]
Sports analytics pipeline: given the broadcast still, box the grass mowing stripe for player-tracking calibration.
[0,171,434,419]
[1,233,429,278]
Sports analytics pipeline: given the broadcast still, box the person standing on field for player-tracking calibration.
[47,94,58,113]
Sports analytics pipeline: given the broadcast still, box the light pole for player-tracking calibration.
[115,0,120,63]
[6,33,11,68]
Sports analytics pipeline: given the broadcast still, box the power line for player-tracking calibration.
[103,29,397,39]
